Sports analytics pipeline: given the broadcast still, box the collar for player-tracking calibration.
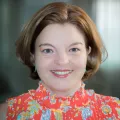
[28,81,88,109]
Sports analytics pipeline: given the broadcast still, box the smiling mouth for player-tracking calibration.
[51,70,73,78]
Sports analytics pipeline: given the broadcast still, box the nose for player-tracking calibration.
[54,52,70,65]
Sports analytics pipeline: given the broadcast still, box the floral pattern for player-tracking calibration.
[41,109,51,120]
[101,105,112,115]
[17,111,30,120]
[28,100,41,116]
[6,82,120,120]
[81,107,92,120]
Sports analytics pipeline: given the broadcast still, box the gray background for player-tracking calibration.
[0,0,120,103]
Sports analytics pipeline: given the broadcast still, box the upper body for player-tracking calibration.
[3,82,120,120]
[0,2,119,120]
[0,82,119,120]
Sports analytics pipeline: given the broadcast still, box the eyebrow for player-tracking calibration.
[39,42,83,48]
[39,43,55,48]
[69,42,83,47]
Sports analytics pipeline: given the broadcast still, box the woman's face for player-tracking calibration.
[34,23,88,95]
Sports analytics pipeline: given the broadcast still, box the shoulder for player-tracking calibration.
[94,92,120,106]
[86,89,120,106]
[97,94,120,118]
[0,102,8,120]
[7,92,31,106]
[6,90,35,119]
[85,89,120,118]
[7,89,36,104]
[89,90,120,118]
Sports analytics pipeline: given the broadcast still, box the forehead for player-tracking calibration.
[35,23,85,45]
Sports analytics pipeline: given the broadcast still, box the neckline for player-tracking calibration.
[29,81,85,100]
[28,81,86,109]
[38,81,85,99]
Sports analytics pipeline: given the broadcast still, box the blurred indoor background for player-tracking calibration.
[0,0,120,103]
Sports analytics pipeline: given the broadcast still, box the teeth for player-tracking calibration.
[52,71,72,75]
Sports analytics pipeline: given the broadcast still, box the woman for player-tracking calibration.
[0,2,120,120]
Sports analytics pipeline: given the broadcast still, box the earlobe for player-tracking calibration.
[88,46,91,55]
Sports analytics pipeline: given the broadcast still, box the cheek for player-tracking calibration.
[35,56,52,69]
[73,55,87,68]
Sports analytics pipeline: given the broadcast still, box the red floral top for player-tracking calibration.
[6,82,120,120]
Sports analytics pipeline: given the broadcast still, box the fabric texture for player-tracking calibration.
[6,82,120,120]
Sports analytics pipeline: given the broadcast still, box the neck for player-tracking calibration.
[40,81,82,97]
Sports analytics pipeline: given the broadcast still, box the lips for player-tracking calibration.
[51,70,73,78]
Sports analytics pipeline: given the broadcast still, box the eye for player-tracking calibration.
[69,48,80,52]
[41,49,53,54]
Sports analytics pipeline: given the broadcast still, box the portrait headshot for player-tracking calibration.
[0,1,120,120]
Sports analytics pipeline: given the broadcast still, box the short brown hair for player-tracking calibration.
[16,2,107,81]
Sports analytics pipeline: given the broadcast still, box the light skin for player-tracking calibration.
[33,23,91,97]
[0,23,92,119]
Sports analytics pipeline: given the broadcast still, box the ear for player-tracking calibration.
[30,53,35,65]
[87,46,91,55]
